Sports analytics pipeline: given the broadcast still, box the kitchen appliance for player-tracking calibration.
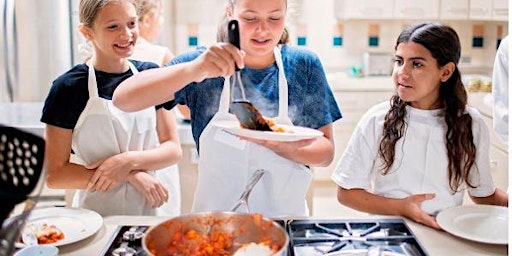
[363,52,393,77]
[102,218,427,256]
[0,0,84,103]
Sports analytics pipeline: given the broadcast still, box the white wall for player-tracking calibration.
[162,0,508,76]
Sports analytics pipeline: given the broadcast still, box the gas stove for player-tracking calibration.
[281,218,428,256]
[101,218,427,256]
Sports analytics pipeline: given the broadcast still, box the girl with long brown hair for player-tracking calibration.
[332,23,507,229]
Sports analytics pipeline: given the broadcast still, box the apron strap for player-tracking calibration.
[218,47,290,123]
[87,58,139,98]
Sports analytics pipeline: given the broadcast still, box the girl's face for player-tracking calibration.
[83,0,138,63]
[229,0,286,67]
[392,42,453,110]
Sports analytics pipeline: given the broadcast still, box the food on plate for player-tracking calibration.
[24,223,65,244]
[233,242,275,256]
[239,118,293,133]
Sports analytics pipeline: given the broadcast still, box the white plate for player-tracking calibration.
[8,207,103,247]
[436,205,508,245]
[213,121,324,142]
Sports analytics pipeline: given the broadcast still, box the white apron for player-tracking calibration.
[71,60,180,216]
[192,47,313,218]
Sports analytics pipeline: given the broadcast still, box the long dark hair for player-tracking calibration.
[378,23,476,193]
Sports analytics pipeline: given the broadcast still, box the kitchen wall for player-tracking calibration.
[162,0,508,76]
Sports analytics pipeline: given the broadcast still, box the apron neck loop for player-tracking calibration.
[87,58,138,98]
[274,46,289,122]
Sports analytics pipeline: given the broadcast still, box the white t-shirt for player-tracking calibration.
[130,38,169,66]
[492,35,509,150]
[331,101,496,215]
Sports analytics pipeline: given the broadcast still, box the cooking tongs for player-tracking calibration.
[227,20,272,131]
[231,169,265,213]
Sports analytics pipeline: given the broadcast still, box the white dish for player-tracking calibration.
[436,205,508,245]
[10,207,103,247]
[213,121,323,142]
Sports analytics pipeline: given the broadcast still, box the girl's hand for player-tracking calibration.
[191,42,245,82]
[127,171,169,208]
[85,152,135,192]
[241,137,316,154]
[400,193,442,230]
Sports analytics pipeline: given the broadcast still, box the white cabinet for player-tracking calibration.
[334,0,394,20]
[440,0,469,20]
[469,0,492,20]
[393,0,440,20]
[492,0,508,21]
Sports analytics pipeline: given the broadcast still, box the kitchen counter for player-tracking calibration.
[56,215,507,256]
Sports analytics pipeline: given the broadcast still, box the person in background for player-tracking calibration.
[113,0,342,218]
[41,0,182,216]
[130,0,173,66]
[492,35,509,150]
[332,23,508,229]
[130,0,181,217]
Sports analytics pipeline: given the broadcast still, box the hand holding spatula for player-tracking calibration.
[227,20,272,131]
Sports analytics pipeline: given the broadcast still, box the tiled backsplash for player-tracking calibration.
[162,0,508,76]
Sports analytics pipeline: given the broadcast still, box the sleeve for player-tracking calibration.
[160,48,205,110]
[331,106,381,191]
[467,109,497,197]
[293,48,342,128]
[41,72,88,129]
[492,36,509,149]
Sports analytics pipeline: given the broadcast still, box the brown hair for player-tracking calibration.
[79,0,137,27]
[133,0,161,21]
[216,0,290,44]
[378,23,476,193]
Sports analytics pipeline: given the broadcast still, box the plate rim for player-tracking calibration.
[436,204,508,245]
[8,207,103,247]
[213,120,324,142]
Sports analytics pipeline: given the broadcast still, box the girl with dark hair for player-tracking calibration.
[332,23,508,229]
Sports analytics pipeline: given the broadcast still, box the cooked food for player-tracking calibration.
[25,223,65,244]
[233,242,275,256]
[263,118,293,133]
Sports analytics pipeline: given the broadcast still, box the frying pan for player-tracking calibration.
[142,170,289,256]
[227,20,272,131]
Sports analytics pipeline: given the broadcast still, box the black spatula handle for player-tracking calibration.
[228,19,241,71]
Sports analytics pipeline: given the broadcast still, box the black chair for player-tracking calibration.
[0,124,45,256]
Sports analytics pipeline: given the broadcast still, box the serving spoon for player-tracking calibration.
[227,20,272,131]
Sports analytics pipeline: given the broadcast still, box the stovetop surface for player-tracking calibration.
[101,218,428,256]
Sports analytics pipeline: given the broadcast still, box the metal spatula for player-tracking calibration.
[227,20,272,131]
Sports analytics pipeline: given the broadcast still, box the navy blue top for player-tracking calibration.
[162,45,343,149]
[41,60,160,129]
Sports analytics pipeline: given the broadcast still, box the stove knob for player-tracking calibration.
[112,246,136,256]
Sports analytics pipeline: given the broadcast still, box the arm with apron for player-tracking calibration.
[70,59,180,216]
[192,46,313,218]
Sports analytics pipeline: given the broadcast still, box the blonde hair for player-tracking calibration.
[217,0,290,44]
[79,0,137,27]
[134,0,161,21]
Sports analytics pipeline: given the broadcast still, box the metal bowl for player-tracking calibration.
[143,212,289,256]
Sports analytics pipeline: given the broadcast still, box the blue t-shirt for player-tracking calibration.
[162,45,342,149]
[41,60,159,129]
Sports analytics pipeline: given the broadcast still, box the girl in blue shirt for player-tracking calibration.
[114,0,341,217]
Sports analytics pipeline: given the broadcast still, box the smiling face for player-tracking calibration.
[80,0,138,69]
[228,0,286,68]
[392,41,454,110]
